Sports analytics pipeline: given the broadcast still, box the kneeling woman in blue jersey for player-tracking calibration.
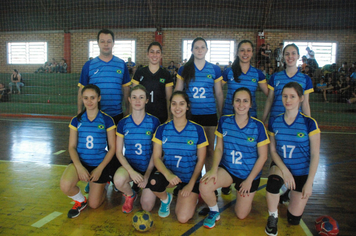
[60,84,116,218]
[199,87,270,229]
[113,85,160,213]
[264,82,320,236]
[147,91,208,223]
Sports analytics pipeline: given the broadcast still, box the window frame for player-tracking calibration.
[7,41,48,65]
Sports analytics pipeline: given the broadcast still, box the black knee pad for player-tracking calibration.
[287,210,302,225]
[266,175,284,194]
[147,172,168,193]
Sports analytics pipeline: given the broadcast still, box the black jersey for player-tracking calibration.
[132,66,174,123]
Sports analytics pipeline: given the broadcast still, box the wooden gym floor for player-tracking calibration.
[0,116,355,236]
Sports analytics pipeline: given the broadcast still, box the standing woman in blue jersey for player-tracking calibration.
[199,87,270,229]
[147,91,208,223]
[264,82,320,236]
[262,44,314,124]
[222,40,268,117]
[175,37,224,172]
[60,84,116,218]
[131,42,174,124]
[113,85,160,213]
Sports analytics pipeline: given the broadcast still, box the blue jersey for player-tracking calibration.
[152,120,209,183]
[79,56,131,117]
[177,62,223,115]
[268,112,320,176]
[222,66,266,117]
[268,70,313,118]
[216,115,270,179]
[69,111,116,166]
[116,113,160,173]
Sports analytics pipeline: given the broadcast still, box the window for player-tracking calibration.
[182,40,234,65]
[89,40,136,62]
[7,42,47,64]
[284,41,337,67]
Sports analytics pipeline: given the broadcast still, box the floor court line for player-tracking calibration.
[31,211,63,228]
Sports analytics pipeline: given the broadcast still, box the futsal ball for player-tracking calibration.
[315,215,339,236]
[132,210,153,232]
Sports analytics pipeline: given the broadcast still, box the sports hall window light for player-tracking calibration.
[89,40,136,62]
[7,42,48,64]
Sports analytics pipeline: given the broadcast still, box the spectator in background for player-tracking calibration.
[58,59,68,73]
[348,62,355,74]
[167,61,176,77]
[321,63,337,77]
[305,47,319,74]
[322,76,335,103]
[338,62,347,76]
[258,44,269,67]
[8,69,24,94]
[266,67,274,81]
[224,61,232,71]
[50,58,58,73]
[338,75,353,101]
[126,57,136,77]
[316,77,327,93]
[274,43,283,69]
[181,58,187,66]
[265,44,272,67]
[0,83,10,102]
[35,61,51,73]
[301,56,308,73]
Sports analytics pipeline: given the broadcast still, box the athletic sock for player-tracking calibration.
[69,190,85,202]
[269,210,278,218]
[161,194,169,203]
[209,204,219,212]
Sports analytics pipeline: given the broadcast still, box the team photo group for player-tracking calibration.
[60,28,320,236]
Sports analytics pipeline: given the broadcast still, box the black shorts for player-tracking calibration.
[108,157,122,181]
[148,172,200,194]
[80,161,112,184]
[190,113,218,127]
[270,162,308,193]
[130,167,157,189]
[220,165,260,193]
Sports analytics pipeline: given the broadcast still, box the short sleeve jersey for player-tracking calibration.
[268,70,314,118]
[216,115,270,179]
[152,120,209,183]
[78,56,131,117]
[177,62,223,115]
[69,111,116,166]
[116,113,160,173]
[222,66,266,117]
[132,66,174,123]
[268,112,320,176]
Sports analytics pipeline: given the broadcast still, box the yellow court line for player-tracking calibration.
[31,211,63,228]
[300,219,313,236]
[54,150,66,155]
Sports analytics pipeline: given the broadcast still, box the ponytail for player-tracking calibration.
[182,54,195,88]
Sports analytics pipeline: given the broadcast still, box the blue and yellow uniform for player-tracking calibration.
[152,120,209,183]
[268,112,320,176]
[268,70,313,118]
[69,111,116,166]
[177,62,222,115]
[222,66,266,117]
[116,113,160,173]
[216,115,270,179]
[79,56,131,117]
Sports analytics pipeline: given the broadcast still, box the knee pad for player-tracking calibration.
[266,175,284,194]
[287,210,302,225]
[147,172,168,193]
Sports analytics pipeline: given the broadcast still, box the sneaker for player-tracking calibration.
[265,215,278,236]
[199,207,210,216]
[221,186,231,195]
[203,211,220,229]
[122,192,137,213]
[84,183,89,193]
[68,197,88,218]
[158,193,172,218]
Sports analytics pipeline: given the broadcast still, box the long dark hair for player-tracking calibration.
[182,37,208,88]
[170,91,191,120]
[232,87,252,117]
[77,84,101,122]
[231,40,254,83]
